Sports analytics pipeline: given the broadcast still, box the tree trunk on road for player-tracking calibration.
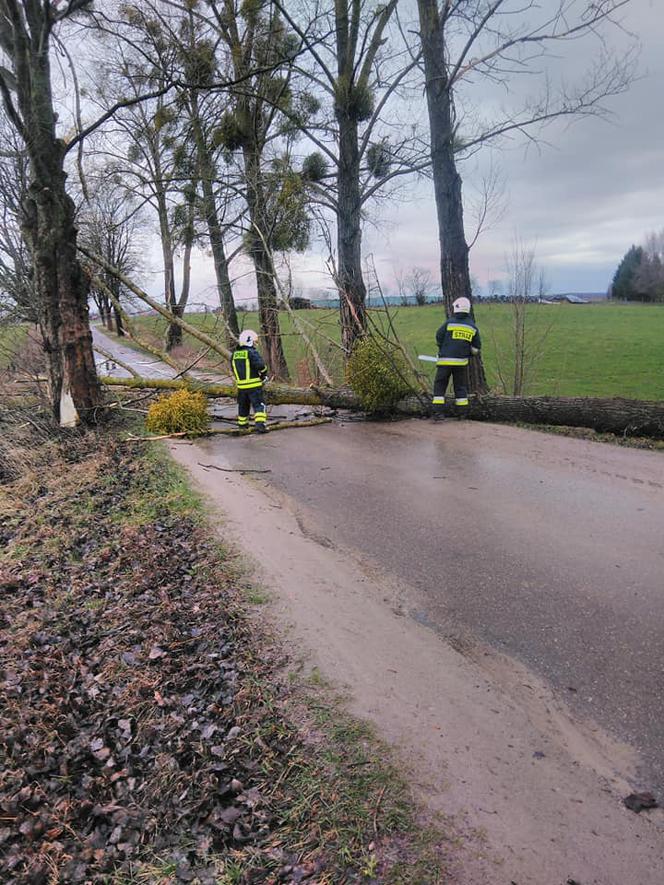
[99,374,664,440]
[469,395,664,439]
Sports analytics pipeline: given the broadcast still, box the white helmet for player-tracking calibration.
[452,297,471,314]
[238,329,258,347]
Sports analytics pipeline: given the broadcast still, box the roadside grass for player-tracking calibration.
[287,678,447,885]
[116,443,208,527]
[0,323,28,370]
[0,414,450,882]
[242,584,271,605]
[129,302,664,400]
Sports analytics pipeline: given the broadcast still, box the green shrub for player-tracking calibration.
[145,389,211,435]
[346,336,413,413]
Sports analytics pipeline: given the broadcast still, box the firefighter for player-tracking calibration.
[432,296,481,416]
[231,329,269,432]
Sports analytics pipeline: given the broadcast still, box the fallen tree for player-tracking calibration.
[79,247,232,361]
[99,376,664,439]
[470,395,664,440]
[100,374,368,410]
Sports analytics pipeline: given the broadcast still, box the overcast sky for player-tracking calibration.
[145,0,662,304]
[353,0,662,297]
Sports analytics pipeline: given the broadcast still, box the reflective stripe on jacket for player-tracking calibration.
[231,346,267,389]
[435,313,481,366]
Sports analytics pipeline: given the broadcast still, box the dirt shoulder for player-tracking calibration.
[171,439,664,885]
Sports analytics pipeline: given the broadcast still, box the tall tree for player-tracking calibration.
[0,128,34,322]
[176,5,241,344]
[0,0,101,425]
[416,0,635,392]
[86,17,209,351]
[277,0,427,354]
[103,2,241,346]
[207,0,299,378]
[79,175,142,336]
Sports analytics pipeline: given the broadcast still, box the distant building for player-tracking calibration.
[289,296,312,310]
[550,292,607,304]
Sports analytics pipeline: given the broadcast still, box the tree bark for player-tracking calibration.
[165,301,184,350]
[4,7,101,425]
[112,301,125,337]
[154,179,180,351]
[469,395,664,439]
[416,0,488,393]
[242,147,289,379]
[22,175,100,424]
[189,94,239,344]
[336,110,367,353]
[103,305,114,331]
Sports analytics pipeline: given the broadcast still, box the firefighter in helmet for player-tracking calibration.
[231,329,269,432]
[432,297,481,416]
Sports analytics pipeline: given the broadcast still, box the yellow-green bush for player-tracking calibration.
[346,336,413,413]
[145,389,211,435]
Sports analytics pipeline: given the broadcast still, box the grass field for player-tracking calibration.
[0,324,28,371]
[130,302,664,401]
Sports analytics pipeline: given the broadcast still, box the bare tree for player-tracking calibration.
[0,0,103,425]
[493,241,556,396]
[408,266,431,306]
[82,13,213,351]
[276,0,429,354]
[416,0,636,393]
[79,175,143,336]
[635,229,664,302]
[96,3,243,347]
[0,128,34,322]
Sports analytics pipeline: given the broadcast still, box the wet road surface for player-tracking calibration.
[92,326,226,383]
[214,417,664,793]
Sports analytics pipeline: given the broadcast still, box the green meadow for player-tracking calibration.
[131,302,664,401]
[0,324,28,371]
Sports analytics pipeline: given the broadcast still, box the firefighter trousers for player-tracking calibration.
[432,366,469,407]
[237,387,267,427]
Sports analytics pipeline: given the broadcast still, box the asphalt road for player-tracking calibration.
[92,327,177,379]
[217,417,664,793]
[96,326,664,794]
[92,326,226,384]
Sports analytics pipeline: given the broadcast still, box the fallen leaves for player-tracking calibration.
[0,441,289,882]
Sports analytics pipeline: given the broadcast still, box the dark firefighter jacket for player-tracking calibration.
[435,313,481,366]
[231,346,268,390]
